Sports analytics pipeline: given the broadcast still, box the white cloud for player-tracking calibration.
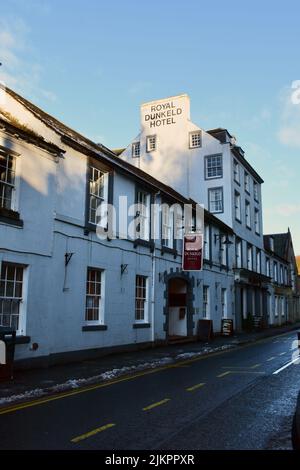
[278,83,300,148]
[0,18,56,102]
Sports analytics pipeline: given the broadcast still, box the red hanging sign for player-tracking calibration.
[182,233,203,271]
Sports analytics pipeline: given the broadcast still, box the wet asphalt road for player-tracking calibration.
[0,331,299,450]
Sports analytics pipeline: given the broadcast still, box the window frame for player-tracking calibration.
[189,131,202,149]
[234,190,241,222]
[161,203,174,249]
[85,267,104,325]
[233,159,240,184]
[245,199,251,229]
[0,262,27,335]
[204,154,223,180]
[203,285,210,319]
[131,141,141,158]
[208,187,224,214]
[254,208,260,234]
[146,135,157,152]
[135,189,151,242]
[244,171,251,194]
[247,244,253,271]
[88,164,109,227]
[135,275,149,323]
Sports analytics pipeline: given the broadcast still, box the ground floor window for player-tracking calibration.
[135,275,148,322]
[203,286,209,318]
[0,263,24,331]
[85,268,103,323]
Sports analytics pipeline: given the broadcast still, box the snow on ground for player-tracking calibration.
[0,344,234,406]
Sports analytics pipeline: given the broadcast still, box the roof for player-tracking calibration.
[264,231,297,266]
[207,127,264,184]
[3,87,233,234]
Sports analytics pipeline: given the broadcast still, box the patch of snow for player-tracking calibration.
[0,343,235,407]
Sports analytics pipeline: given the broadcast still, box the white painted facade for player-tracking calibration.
[0,88,235,367]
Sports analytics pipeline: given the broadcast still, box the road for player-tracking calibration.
[0,331,299,450]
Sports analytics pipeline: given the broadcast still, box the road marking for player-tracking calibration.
[273,356,300,375]
[143,398,170,411]
[279,352,287,356]
[186,383,205,392]
[267,357,276,362]
[230,371,265,375]
[250,364,261,369]
[0,330,296,416]
[217,371,231,378]
[71,423,115,443]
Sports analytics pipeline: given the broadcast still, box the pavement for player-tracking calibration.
[0,322,299,408]
[0,326,299,450]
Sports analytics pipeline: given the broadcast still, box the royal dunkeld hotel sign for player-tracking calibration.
[144,100,183,128]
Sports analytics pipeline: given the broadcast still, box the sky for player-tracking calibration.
[0,0,300,253]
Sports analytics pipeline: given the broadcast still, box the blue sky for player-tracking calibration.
[1,0,300,253]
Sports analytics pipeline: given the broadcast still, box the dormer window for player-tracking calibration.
[189,131,202,148]
[132,142,140,158]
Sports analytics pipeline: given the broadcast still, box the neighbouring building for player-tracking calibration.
[0,87,235,368]
[120,94,300,330]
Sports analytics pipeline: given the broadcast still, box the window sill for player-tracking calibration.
[0,208,23,228]
[235,218,242,224]
[82,325,108,332]
[134,238,155,251]
[133,323,151,329]
[246,225,252,231]
[161,246,177,257]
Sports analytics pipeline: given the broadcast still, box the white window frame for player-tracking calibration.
[189,131,202,148]
[0,149,19,212]
[274,262,278,283]
[247,245,253,270]
[0,262,27,335]
[274,296,279,317]
[203,286,210,319]
[88,165,108,226]
[254,181,259,201]
[244,172,251,193]
[136,190,151,241]
[204,224,210,260]
[245,200,251,228]
[85,268,105,325]
[161,203,174,249]
[208,187,223,214]
[205,154,223,179]
[132,141,140,158]
[135,275,149,323]
[236,239,242,268]
[254,209,260,234]
[266,257,270,277]
[256,249,261,274]
[220,235,227,266]
[146,135,157,152]
[234,191,241,221]
[233,159,240,184]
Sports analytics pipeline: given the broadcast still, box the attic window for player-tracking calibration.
[132,142,140,158]
[146,135,156,152]
[189,131,202,148]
